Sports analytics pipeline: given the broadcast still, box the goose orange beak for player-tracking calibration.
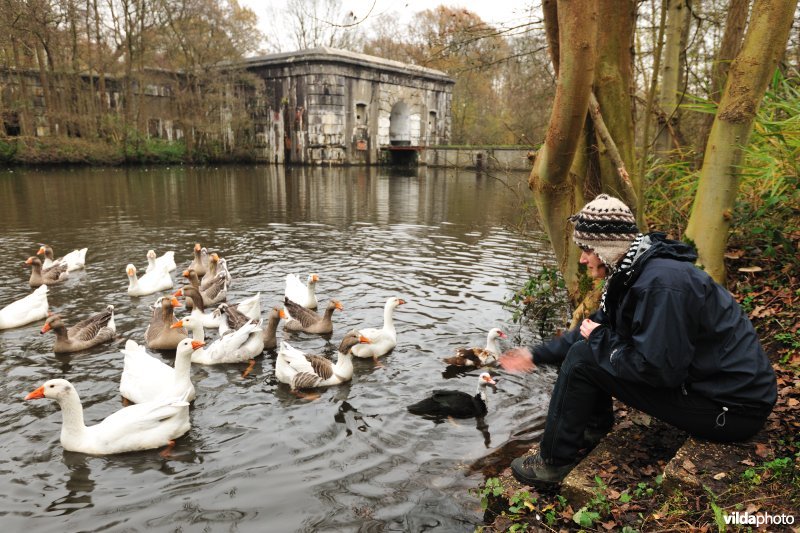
[359,335,371,343]
[40,322,51,334]
[334,301,343,311]
[311,274,319,282]
[398,299,407,305]
[211,253,219,261]
[279,309,287,319]
[25,385,45,400]
[174,288,183,297]
[182,270,190,277]
[171,320,184,329]
[170,297,182,308]
[37,246,46,255]
[190,340,205,349]
[25,257,34,265]
[194,243,201,251]
[126,266,135,276]
[499,331,507,338]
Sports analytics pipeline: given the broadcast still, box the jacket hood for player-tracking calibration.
[638,233,698,265]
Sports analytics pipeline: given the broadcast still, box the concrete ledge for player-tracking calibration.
[662,436,758,496]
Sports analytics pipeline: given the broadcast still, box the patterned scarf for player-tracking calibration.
[600,233,646,313]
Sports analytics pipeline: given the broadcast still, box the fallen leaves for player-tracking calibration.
[754,443,771,458]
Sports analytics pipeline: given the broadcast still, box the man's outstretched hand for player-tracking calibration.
[498,347,536,373]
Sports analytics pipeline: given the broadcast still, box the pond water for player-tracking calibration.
[0,164,562,532]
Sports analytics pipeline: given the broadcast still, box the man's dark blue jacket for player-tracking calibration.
[533,233,777,412]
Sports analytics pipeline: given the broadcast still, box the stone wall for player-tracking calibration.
[421,147,533,171]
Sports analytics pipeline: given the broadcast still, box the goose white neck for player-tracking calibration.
[382,303,396,332]
[334,351,354,380]
[173,350,194,387]
[56,391,88,443]
[186,316,205,340]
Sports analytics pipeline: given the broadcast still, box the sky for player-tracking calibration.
[239,0,535,52]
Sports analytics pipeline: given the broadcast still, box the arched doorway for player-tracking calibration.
[389,101,411,146]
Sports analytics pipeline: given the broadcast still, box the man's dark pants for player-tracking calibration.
[540,341,770,465]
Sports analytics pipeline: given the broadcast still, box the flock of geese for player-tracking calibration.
[1,243,509,457]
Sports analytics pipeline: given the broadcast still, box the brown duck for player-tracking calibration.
[183,268,227,307]
[201,253,231,290]
[282,297,342,335]
[145,296,188,349]
[262,306,282,350]
[40,306,116,353]
[187,243,209,277]
[25,256,69,288]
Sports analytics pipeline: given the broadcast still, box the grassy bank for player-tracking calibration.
[0,135,257,166]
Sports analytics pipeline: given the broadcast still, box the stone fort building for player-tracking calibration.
[243,48,454,165]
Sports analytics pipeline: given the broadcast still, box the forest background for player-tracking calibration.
[1,1,798,528]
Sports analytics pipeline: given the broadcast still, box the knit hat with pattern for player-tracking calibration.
[569,194,639,268]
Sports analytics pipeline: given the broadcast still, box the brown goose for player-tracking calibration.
[183,268,227,307]
[174,285,221,329]
[145,296,188,349]
[214,302,252,332]
[25,256,68,288]
[262,306,282,350]
[442,328,506,367]
[40,306,116,353]
[281,297,342,335]
[201,253,232,290]
[187,243,209,277]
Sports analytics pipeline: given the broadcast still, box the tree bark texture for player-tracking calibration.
[593,0,639,220]
[654,0,691,156]
[529,0,598,302]
[685,0,797,282]
[696,0,750,154]
[637,0,667,185]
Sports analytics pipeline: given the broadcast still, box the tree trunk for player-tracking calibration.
[637,0,668,183]
[695,0,750,154]
[685,0,797,282]
[529,0,598,303]
[594,0,639,219]
[654,0,691,156]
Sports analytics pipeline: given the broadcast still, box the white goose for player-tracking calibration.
[284,273,319,309]
[442,328,507,367]
[38,244,87,271]
[126,264,173,297]
[175,316,263,365]
[351,297,406,361]
[0,285,49,330]
[24,378,190,455]
[171,314,206,341]
[276,332,370,390]
[146,250,177,274]
[120,338,204,404]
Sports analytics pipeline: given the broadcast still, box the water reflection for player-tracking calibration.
[46,452,95,515]
[0,164,559,532]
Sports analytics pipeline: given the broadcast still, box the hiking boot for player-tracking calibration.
[510,452,576,487]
